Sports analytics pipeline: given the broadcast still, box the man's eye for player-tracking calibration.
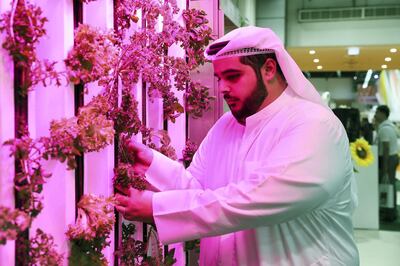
[226,74,240,81]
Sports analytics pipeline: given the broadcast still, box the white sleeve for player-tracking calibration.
[145,149,204,191]
[152,118,351,244]
[145,127,213,191]
[145,113,233,191]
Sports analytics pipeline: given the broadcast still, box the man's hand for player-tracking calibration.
[115,188,155,224]
[121,137,153,175]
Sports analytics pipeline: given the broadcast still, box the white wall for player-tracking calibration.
[286,0,400,47]
[221,0,256,27]
[310,77,356,101]
[238,0,256,26]
[256,0,286,43]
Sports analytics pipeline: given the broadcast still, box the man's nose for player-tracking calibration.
[218,81,230,94]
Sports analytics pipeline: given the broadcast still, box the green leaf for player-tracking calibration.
[80,59,93,71]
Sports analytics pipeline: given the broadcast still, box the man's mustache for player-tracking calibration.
[224,95,238,101]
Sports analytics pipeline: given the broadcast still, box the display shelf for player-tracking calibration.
[352,145,379,230]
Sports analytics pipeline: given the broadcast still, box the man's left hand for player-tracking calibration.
[115,188,155,224]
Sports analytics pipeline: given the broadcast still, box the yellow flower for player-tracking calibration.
[350,138,374,167]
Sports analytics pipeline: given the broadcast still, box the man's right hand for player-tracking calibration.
[121,137,154,175]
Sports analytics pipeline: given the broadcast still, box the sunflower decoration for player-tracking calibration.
[350,138,374,168]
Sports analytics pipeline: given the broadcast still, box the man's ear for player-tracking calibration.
[261,58,277,81]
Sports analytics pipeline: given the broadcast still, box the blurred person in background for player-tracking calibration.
[374,105,399,222]
[360,117,374,144]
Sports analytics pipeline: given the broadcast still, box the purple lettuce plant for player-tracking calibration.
[66,194,116,266]
[0,206,31,245]
[0,0,63,94]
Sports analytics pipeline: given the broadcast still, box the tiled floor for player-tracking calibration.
[355,229,400,266]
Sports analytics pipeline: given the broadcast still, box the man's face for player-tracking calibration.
[213,56,267,124]
[373,110,385,125]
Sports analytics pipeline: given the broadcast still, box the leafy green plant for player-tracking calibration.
[113,163,148,191]
[43,94,115,169]
[0,206,30,245]
[0,0,64,95]
[1,0,214,263]
[14,228,64,265]
[3,135,51,217]
[65,24,118,86]
[180,139,198,168]
[115,223,176,266]
[66,194,116,266]
[28,229,64,266]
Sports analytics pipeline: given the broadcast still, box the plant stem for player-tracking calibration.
[9,0,19,42]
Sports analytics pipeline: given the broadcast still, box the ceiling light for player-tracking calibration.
[374,74,379,79]
[362,69,372,89]
[317,65,323,70]
[309,50,316,55]
[313,58,320,63]
[390,48,397,53]
[381,64,387,69]
[353,76,357,80]
[347,47,360,56]
[385,57,392,62]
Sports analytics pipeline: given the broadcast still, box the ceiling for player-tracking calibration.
[287,45,400,72]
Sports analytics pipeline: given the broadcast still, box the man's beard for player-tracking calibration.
[229,78,268,124]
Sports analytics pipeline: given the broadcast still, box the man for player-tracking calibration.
[374,105,399,222]
[115,27,359,265]
[360,117,373,144]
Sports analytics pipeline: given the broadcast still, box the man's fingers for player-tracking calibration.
[128,187,143,196]
[115,193,129,206]
[115,205,126,216]
[115,185,131,196]
[122,137,143,153]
